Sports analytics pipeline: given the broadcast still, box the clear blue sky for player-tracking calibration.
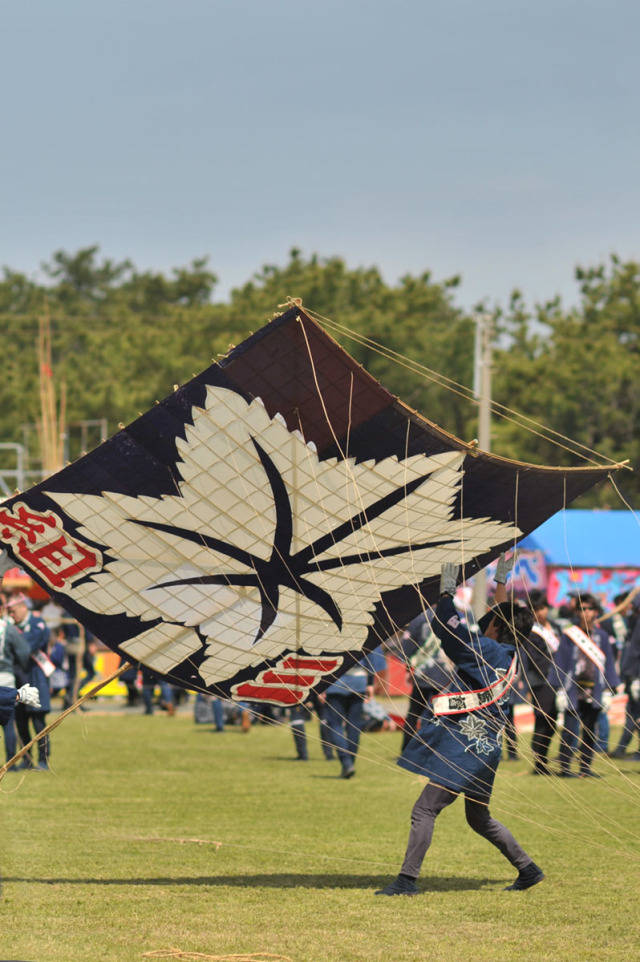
[2,0,638,310]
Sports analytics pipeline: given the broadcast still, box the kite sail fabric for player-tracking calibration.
[0,306,611,705]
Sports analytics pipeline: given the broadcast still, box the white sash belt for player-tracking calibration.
[564,625,605,670]
[531,622,560,653]
[431,656,518,717]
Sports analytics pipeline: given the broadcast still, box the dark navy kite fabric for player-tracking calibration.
[0,308,609,704]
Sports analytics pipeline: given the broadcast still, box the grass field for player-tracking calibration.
[1,708,639,962]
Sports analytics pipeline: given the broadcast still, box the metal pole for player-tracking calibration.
[472,313,493,621]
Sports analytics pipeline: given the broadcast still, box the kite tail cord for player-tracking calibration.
[0,661,132,781]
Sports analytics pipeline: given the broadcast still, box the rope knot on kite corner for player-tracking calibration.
[277,296,303,310]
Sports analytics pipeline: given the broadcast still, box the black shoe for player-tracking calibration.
[340,764,355,779]
[532,765,552,776]
[631,752,640,762]
[375,876,418,896]
[556,769,578,778]
[504,862,545,891]
[608,748,626,759]
[580,770,602,778]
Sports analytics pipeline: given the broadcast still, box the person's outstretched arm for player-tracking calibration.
[431,564,477,666]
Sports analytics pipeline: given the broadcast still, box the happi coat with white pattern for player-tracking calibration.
[398,594,516,802]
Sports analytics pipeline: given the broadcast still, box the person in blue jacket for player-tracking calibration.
[0,598,31,765]
[376,556,543,896]
[323,656,374,779]
[8,594,51,771]
[610,610,640,759]
[0,683,42,771]
[555,593,619,778]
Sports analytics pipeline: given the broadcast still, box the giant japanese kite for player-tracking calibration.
[0,307,610,704]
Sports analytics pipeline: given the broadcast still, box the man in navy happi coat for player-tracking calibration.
[376,556,544,896]
[8,594,51,770]
[555,593,619,778]
[0,683,42,769]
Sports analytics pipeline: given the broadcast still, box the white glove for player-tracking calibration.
[495,551,518,585]
[601,690,612,711]
[17,684,41,709]
[630,679,640,702]
[440,563,459,597]
[555,689,568,712]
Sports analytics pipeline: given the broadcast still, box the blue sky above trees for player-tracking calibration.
[2,0,639,309]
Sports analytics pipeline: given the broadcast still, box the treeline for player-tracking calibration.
[1,246,638,506]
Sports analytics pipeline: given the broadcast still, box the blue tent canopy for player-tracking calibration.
[519,510,640,568]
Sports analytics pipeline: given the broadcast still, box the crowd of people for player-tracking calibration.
[1,563,639,801]
[274,569,639,794]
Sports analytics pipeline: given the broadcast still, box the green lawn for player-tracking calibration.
[1,710,639,962]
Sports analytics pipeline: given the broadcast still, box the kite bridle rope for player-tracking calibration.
[303,306,629,472]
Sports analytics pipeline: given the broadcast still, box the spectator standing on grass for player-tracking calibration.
[80,629,98,695]
[323,657,374,779]
[599,592,636,660]
[0,683,42,763]
[9,593,52,770]
[290,689,334,761]
[61,613,83,709]
[141,665,175,715]
[501,655,523,762]
[610,608,640,760]
[521,590,564,775]
[194,692,226,731]
[119,658,140,707]
[556,594,619,778]
[0,595,30,765]
[593,593,633,754]
[377,554,544,897]
[49,626,69,699]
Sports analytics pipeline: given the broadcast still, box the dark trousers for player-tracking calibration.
[324,693,363,770]
[559,700,600,773]
[615,682,640,752]
[15,706,49,764]
[400,783,532,878]
[290,704,333,760]
[2,711,17,763]
[530,685,558,771]
[63,652,79,708]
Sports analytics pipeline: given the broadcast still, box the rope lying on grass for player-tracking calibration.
[142,950,293,961]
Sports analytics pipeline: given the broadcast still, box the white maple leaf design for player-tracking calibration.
[458,715,496,755]
[46,386,520,686]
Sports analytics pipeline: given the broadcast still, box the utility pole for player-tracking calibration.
[471,312,493,621]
